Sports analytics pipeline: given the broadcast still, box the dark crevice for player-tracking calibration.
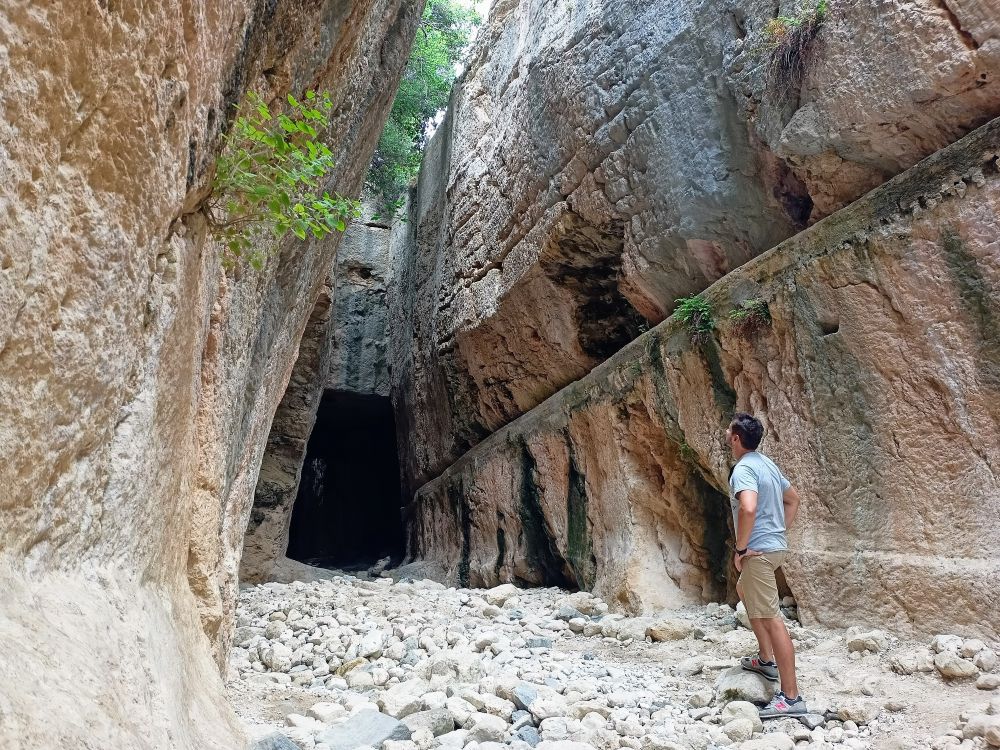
[934,0,980,50]
[515,439,577,589]
[494,522,507,581]
[773,161,814,228]
[538,214,647,360]
[565,439,597,590]
[452,480,472,587]
[286,391,404,570]
[690,469,734,603]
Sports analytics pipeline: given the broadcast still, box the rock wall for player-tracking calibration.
[241,211,393,582]
[408,118,1000,639]
[0,0,420,746]
[388,0,1000,494]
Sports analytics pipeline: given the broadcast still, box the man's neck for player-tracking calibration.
[734,446,754,461]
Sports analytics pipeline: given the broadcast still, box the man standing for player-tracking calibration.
[726,412,806,718]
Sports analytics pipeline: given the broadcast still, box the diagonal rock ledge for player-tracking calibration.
[407,117,1000,638]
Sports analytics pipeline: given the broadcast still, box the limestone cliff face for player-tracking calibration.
[388,0,1000,495]
[409,119,1000,638]
[0,1,420,747]
[241,212,393,583]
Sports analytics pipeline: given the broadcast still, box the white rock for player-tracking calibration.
[977,648,999,672]
[438,729,469,748]
[539,717,570,740]
[934,651,979,679]
[358,628,388,659]
[735,602,750,629]
[484,584,520,606]
[721,718,754,742]
[286,713,325,729]
[720,702,763,733]
[348,670,376,689]
[978,674,1000,691]
[423,691,448,711]
[465,712,508,743]
[262,643,294,672]
[963,713,1000,741]
[309,702,348,724]
[714,667,775,706]
[890,649,935,675]
[931,634,964,654]
[739,734,794,750]
[837,701,878,724]
[688,690,713,709]
[846,629,888,653]
[446,695,477,726]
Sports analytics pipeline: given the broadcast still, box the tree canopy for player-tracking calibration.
[366,0,480,215]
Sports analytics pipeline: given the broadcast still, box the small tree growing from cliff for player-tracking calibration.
[206,90,360,269]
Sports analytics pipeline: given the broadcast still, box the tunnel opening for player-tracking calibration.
[286,390,405,570]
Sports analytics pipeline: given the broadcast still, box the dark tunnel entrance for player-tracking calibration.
[286,390,405,570]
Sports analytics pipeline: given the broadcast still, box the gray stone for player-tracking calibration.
[512,684,539,711]
[250,733,303,750]
[516,726,542,747]
[555,606,584,622]
[316,710,412,750]
[401,709,455,737]
[525,637,554,649]
[799,714,826,730]
[465,712,508,743]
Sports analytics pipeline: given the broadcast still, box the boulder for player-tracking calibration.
[401,709,455,737]
[316,710,412,750]
[714,667,776,706]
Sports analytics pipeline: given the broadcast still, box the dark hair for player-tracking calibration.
[730,412,764,450]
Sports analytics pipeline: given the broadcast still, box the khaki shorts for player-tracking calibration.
[738,551,787,619]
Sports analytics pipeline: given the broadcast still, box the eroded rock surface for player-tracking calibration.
[388,0,1000,495]
[0,1,420,746]
[408,119,1000,636]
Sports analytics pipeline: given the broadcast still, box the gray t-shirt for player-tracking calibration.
[729,452,791,553]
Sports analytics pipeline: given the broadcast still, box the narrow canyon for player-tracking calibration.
[0,1,998,749]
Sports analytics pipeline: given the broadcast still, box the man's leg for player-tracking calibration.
[738,576,775,661]
[754,617,798,699]
[748,616,775,662]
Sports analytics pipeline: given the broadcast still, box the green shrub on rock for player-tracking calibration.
[206,90,360,270]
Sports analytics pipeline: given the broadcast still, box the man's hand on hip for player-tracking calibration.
[734,549,762,572]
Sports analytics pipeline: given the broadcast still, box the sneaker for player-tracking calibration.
[740,654,779,682]
[759,690,807,719]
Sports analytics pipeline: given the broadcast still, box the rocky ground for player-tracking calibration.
[227,566,1000,750]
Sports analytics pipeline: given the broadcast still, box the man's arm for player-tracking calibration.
[735,489,758,552]
[782,486,801,529]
